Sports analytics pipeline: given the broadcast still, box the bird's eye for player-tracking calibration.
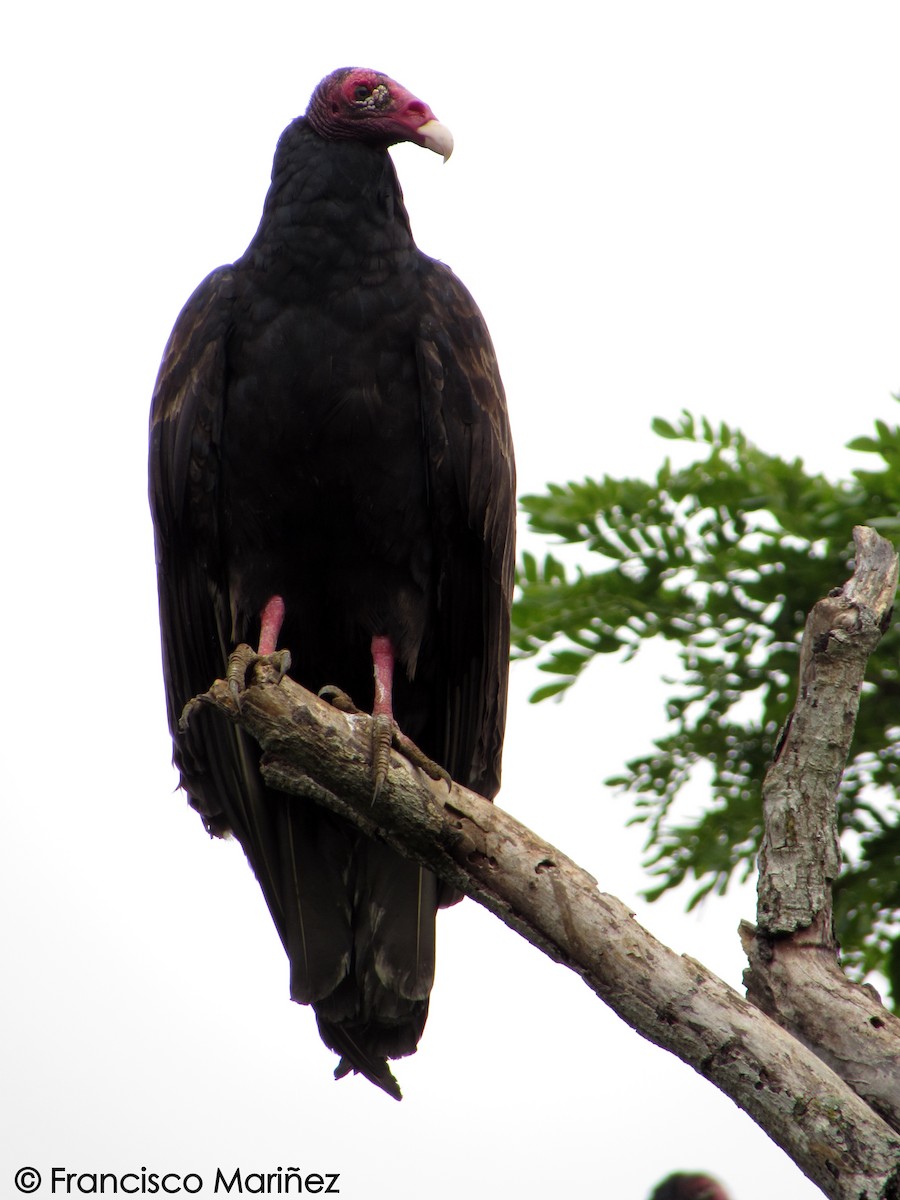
[353,85,371,102]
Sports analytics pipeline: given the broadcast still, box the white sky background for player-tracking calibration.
[3,3,900,1198]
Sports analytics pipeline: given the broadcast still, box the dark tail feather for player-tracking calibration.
[310,846,438,1098]
[278,801,354,1004]
[322,1024,403,1101]
[201,718,440,1099]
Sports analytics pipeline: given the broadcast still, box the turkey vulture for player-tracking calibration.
[148,68,515,1099]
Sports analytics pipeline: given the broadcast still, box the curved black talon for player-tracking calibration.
[318,685,363,715]
[268,648,292,680]
[227,644,260,706]
[390,728,452,791]
[178,693,209,732]
[227,645,292,708]
[179,647,292,730]
[372,719,452,797]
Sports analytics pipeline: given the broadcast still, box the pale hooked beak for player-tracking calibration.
[417,119,454,162]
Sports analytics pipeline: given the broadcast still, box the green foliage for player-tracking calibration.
[512,405,900,1000]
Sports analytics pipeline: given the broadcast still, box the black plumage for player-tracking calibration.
[649,1175,730,1200]
[148,68,515,1098]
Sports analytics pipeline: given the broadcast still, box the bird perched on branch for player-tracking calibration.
[149,67,515,1098]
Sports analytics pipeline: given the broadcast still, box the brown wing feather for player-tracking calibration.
[149,267,237,819]
[149,267,398,1070]
[417,260,516,801]
[150,268,317,952]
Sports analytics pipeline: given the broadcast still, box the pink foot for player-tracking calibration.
[318,635,450,796]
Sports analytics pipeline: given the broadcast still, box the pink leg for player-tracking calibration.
[258,595,285,656]
[371,634,395,718]
[370,635,395,797]
[367,633,450,794]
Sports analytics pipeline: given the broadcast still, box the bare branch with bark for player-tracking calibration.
[742,526,900,1135]
[191,526,900,1199]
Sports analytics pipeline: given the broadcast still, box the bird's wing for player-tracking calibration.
[148,267,286,915]
[149,267,360,1011]
[417,261,516,799]
[149,267,233,806]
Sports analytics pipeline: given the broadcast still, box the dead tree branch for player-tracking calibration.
[192,526,900,1199]
[742,526,900,1135]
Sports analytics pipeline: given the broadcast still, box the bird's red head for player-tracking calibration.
[306,67,454,160]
